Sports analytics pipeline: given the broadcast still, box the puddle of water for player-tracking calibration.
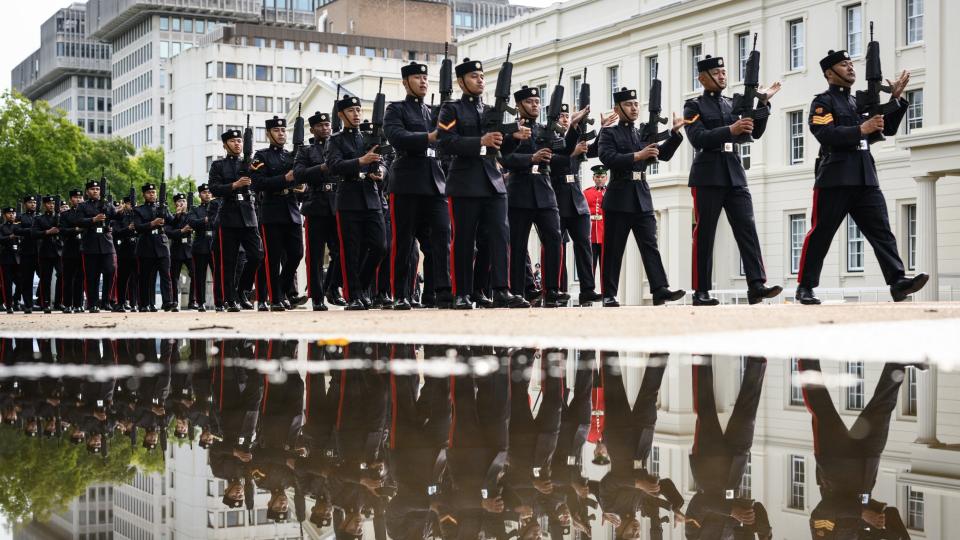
[0,337,945,538]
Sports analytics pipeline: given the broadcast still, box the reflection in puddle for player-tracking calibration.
[0,338,941,538]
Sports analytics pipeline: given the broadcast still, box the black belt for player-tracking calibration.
[264,189,293,197]
[612,171,647,182]
[699,143,741,153]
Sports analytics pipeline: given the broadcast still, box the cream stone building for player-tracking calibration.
[457,0,959,305]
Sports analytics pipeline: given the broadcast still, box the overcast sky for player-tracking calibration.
[1,0,561,92]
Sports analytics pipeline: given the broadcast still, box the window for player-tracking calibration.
[205,124,213,141]
[845,361,865,410]
[847,217,864,271]
[789,110,804,164]
[255,127,267,143]
[846,5,863,57]
[739,142,751,170]
[206,156,213,172]
[537,84,548,124]
[224,62,241,79]
[571,74,582,110]
[737,32,750,81]
[607,65,619,108]
[647,55,659,88]
[789,455,806,509]
[739,454,752,498]
[454,10,474,28]
[906,486,924,530]
[788,19,805,71]
[172,42,182,56]
[159,16,169,30]
[364,47,375,58]
[226,510,243,527]
[906,0,923,44]
[254,65,272,81]
[196,20,205,33]
[789,358,804,405]
[690,44,703,91]
[225,94,241,110]
[254,37,266,48]
[171,17,181,31]
[649,446,660,477]
[337,44,348,55]
[206,61,215,78]
[78,96,85,111]
[183,18,193,33]
[906,89,923,133]
[254,96,272,112]
[284,67,300,83]
[790,214,806,274]
[904,366,918,416]
[160,41,169,58]
[205,93,214,110]
[905,204,917,270]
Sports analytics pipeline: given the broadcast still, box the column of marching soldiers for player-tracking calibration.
[0,28,931,314]
[1,338,925,539]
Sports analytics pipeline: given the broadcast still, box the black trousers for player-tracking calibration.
[171,257,194,307]
[798,186,905,288]
[218,226,263,303]
[602,354,666,433]
[601,210,669,298]
[18,256,37,307]
[260,223,303,304]
[61,256,84,309]
[116,256,138,306]
[192,253,220,307]
[376,209,392,297]
[304,215,339,303]
[37,256,61,309]
[450,352,510,449]
[335,209,386,301]
[449,196,509,296]
[0,263,17,308]
[138,256,172,308]
[390,193,451,301]
[508,207,562,296]
[560,214,596,293]
[692,186,766,292]
[82,253,116,308]
[472,219,494,297]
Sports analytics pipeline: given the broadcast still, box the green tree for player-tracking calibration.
[132,147,195,205]
[76,137,151,201]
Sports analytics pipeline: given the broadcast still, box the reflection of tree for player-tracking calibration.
[0,426,165,525]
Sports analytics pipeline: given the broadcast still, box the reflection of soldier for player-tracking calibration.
[552,350,597,534]
[598,353,684,539]
[800,360,915,540]
[685,357,770,539]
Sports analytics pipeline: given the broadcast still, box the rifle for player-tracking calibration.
[53,195,62,227]
[855,22,900,143]
[574,67,597,157]
[99,167,108,214]
[158,172,168,214]
[186,182,195,213]
[128,182,136,208]
[730,33,767,144]
[292,103,305,160]
[363,78,394,156]
[481,43,519,161]
[239,115,254,198]
[536,68,566,175]
[637,66,672,171]
[331,84,343,134]
[433,42,453,124]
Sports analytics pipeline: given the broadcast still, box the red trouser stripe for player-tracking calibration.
[259,225,274,302]
[389,194,398,299]
[691,187,700,291]
[447,374,456,448]
[797,189,820,285]
[447,199,457,296]
[335,212,350,301]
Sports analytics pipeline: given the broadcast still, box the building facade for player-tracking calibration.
[458,0,959,304]
[11,2,113,139]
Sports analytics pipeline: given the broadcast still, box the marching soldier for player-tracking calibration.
[0,207,21,314]
[384,61,453,310]
[208,129,264,312]
[584,165,607,277]
[684,54,783,306]
[133,183,176,312]
[114,195,139,311]
[76,180,120,313]
[165,193,195,310]
[32,196,63,314]
[59,190,86,313]
[294,112,340,311]
[14,196,39,311]
[597,87,685,307]
[796,50,927,304]
[250,116,306,311]
[436,57,529,309]
[499,85,565,308]
[187,184,219,312]
[326,95,388,310]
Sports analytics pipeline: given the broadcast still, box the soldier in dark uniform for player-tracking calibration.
[250,116,305,311]
[436,58,529,309]
[187,184,218,312]
[799,359,916,540]
[597,87,686,307]
[326,96,388,310]
[114,196,139,311]
[295,112,339,311]
[498,85,566,308]
[684,55,783,306]
[684,357,771,539]
[58,190,86,313]
[133,183,176,312]
[384,61,453,310]
[796,50,926,305]
[208,129,264,312]
[32,196,63,313]
[76,180,120,313]
[0,208,21,313]
[165,193,195,310]
[13,195,38,311]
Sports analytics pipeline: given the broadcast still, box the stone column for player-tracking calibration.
[915,175,938,301]
[915,365,940,445]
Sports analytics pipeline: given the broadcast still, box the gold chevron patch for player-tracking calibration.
[813,520,835,531]
[811,114,834,125]
[684,114,700,125]
[250,161,264,170]
[438,119,457,131]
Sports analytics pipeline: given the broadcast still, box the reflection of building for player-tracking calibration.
[458,0,960,304]
[10,3,113,139]
[15,483,116,540]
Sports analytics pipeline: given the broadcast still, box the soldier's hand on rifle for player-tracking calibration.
[428,129,439,143]
[635,476,660,495]
[888,70,910,99]
[671,112,684,133]
[93,214,106,223]
[730,506,756,525]
[480,496,505,514]
[602,512,621,527]
[513,125,532,141]
[232,177,252,190]
[532,478,553,494]
[151,217,164,227]
[571,105,591,125]
[730,118,754,136]
[480,132,503,149]
[758,81,783,103]
[284,170,295,182]
[531,148,553,164]
[181,225,192,234]
[634,144,659,162]
[601,111,620,128]
[292,184,306,193]
[128,223,135,230]
[359,476,383,491]
[232,448,253,462]
[862,508,886,529]
[359,146,381,165]
[571,141,589,157]
[47,227,60,235]
[861,115,885,135]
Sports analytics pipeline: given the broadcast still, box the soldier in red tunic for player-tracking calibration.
[582,165,607,278]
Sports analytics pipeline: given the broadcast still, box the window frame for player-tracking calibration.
[788,19,806,71]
